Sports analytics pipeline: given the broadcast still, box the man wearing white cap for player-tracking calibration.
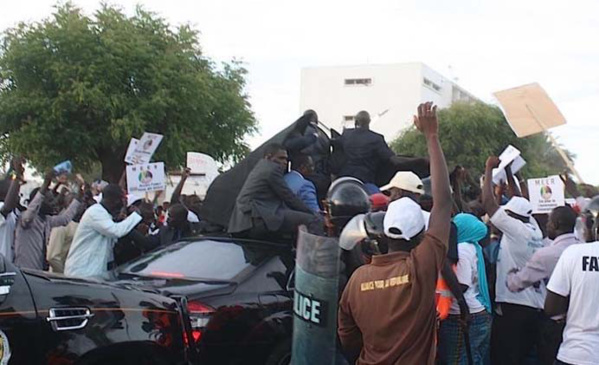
[483,156,545,364]
[338,102,452,365]
[380,170,431,227]
[380,171,425,202]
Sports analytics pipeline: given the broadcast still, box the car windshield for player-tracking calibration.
[119,239,270,281]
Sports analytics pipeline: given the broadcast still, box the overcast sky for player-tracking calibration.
[2,0,598,183]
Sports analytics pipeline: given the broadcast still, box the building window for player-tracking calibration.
[423,78,442,92]
[343,115,355,122]
[344,78,372,86]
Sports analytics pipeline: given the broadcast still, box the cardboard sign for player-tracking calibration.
[527,175,565,214]
[494,83,567,138]
[126,162,166,194]
[128,133,163,165]
[124,138,139,164]
[186,152,218,175]
[493,145,526,184]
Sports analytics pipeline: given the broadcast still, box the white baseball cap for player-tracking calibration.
[380,171,425,195]
[504,196,533,218]
[384,198,426,240]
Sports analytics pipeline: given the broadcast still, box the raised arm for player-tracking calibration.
[505,164,521,198]
[514,172,529,200]
[482,157,501,217]
[21,170,54,229]
[416,102,451,242]
[1,157,25,218]
[171,168,191,204]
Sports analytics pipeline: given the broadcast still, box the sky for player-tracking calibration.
[2,0,598,183]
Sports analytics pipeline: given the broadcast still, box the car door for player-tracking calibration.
[0,256,43,364]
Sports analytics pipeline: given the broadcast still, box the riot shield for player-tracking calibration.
[292,227,340,365]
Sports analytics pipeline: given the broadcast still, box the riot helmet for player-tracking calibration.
[339,211,387,255]
[325,177,371,233]
[583,196,599,242]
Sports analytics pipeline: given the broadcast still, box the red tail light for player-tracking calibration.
[184,301,215,345]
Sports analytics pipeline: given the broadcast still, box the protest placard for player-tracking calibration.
[124,138,139,164]
[492,145,526,184]
[126,162,166,195]
[128,133,163,165]
[493,83,566,138]
[527,175,565,214]
[186,152,218,175]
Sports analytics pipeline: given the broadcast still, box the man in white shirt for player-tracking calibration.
[65,184,142,278]
[482,157,545,364]
[545,197,599,365]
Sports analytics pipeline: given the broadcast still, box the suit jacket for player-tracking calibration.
[228,159,313,233]
[284,171,320,213]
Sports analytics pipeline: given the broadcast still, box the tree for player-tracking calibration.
[391,101,574,179]
[0,3,256,182]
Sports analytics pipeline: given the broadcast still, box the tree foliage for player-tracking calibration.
[391,102,573,179]
[0,3,256,182]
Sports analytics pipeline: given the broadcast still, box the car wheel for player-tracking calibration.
[265,339,291,365]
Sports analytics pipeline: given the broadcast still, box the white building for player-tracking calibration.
[300,62,478,141]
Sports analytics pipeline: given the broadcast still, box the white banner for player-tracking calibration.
[126,162,166,195]
[127,133,163,165]
[527,175,565,214]
[186,152,218,175]
[124,138,139,164]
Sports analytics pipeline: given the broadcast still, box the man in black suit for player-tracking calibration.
[228,144,322,239]
[336,111,428,194]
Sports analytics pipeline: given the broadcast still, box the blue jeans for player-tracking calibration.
[438,311,493,365]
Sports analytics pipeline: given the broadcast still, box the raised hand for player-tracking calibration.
[413,102,438,137]
[11,156,25,178]
[486,156,500,171]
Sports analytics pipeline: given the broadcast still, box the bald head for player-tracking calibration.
[355,111,371,129]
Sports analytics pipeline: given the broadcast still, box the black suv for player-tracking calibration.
[112,237,296,365]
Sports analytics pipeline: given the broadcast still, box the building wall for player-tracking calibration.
[300,62,477,143]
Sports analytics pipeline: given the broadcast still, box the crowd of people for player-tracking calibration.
[0,101,597,365]
[0,161,202,278]
[221,102,599,365]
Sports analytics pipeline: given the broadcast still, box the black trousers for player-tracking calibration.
[491,302,543,365]
[538,316,565,365]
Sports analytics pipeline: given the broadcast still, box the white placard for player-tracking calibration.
[124,138,139,164]
[186,152,217,174]
[493,156,526,184]
[126,162,166,195]
[493,145,526,184]
[527,175,565,214]
[129,133,163,165]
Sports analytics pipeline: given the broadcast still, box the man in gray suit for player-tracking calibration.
[228,144,322,239]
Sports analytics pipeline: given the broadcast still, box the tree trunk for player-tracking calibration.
[101,152,125,184]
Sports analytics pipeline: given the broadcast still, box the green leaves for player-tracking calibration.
[391,102,571,179]
[0,3,256,181]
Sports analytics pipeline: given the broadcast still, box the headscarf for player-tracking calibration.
[453,213,491,313]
